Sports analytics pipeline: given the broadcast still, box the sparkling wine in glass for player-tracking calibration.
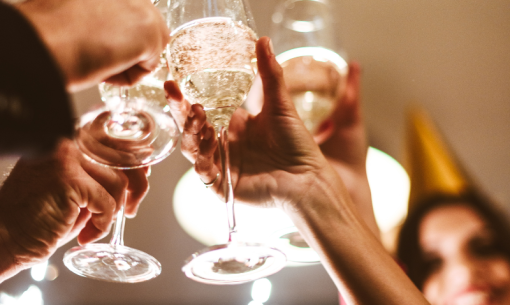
[272,0,348,135]
[167,0,287,285]
[63,0,180,283]
[266,0,348,265]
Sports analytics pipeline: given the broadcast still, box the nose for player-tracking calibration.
[443,254,483,289]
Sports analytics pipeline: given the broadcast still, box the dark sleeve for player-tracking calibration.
[0,1,74,157]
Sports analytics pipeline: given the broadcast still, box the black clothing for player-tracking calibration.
[0,1,74,156]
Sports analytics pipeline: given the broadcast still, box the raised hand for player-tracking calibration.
[166,37,330,210]
[165,37,429,304]
[0,139,149,282]
[15,0,169,92]
[317,63,378,236]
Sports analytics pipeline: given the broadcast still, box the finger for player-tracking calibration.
[58,208,91,247]
[81,160,129,209]
[194,125,220,187]
[123,168,150,218]
[144,166,151,177]
[103,64,153,87]
[256,37,297,117]
[165,80,190,131]
[76,178,119,245]
[77,220,109,245]
[180,104,208,163]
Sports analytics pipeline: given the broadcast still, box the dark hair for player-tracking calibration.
[396,190,510,290]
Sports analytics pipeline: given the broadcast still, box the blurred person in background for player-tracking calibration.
[396,110,510,305]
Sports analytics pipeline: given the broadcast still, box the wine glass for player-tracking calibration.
[167,0,287,285]
[272,0,348,135]
[267,0,348,264]
[63,0,180,283]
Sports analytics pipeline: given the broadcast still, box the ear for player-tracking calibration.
[313,119,335,145]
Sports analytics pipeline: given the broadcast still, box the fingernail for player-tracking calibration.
[204,127,212,140]
[267,39,274,55]
[188,107,195,118]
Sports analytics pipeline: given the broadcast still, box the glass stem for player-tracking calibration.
[110,193,127,247]
[215,125,237,242]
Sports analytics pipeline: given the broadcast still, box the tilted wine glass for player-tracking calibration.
[272,0,348,134]
[167,0,287,284]
[63,0,180,283]
[266,0,348,265]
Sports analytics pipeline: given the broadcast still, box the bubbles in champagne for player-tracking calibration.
[277,47,348,134]
[167,17,257,126]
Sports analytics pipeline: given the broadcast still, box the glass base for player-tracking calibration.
[271,227,320,266]
[63,243,161,283]
[75,104,179,169]
[182,243,287,285]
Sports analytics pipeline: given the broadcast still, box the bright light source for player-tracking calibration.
[248,301,264,305]
[0,285,44,305]
[366,147,410,233]
[276,47,348,72]
[174,147,410,264]
[18,285,43,305]
[30,261,48,282]
[45,265,59,281]
[251,278,272,303]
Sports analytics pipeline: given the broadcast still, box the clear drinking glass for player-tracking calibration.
[167,0,287,285]
[268,0,348,265]
[272,0,348,135]
[63,0,180,283]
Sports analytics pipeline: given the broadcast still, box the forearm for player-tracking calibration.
[0,2,74,156]
[285,167,428,305]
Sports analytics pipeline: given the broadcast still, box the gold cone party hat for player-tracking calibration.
[405,108,471,211]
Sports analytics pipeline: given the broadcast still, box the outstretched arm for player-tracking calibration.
[165,37,428,304]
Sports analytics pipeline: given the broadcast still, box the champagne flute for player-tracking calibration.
[167,0,287,284]
[272,0,348,135]
[268,0,348,265]
[63,0,180,283]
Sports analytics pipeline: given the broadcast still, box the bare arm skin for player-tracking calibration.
[165,37,428,304]
[0,140,149,283]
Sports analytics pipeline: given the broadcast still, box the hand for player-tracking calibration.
[15,0,169,92]
[165,37,331,210]
[316,63,378,236]
[243,62,378,235]
[0,139,149,281]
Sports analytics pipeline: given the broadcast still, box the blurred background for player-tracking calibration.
[1,0,509,304]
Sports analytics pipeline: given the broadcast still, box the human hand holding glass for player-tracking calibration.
[64,0,180,282]
[271,0,348,135]
[166,0,287,284]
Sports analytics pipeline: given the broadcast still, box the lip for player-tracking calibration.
[448,287,492,305]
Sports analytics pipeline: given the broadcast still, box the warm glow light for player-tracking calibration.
[30,261,48,282]
[276,47,348,72]
[173,147,410,264]
[0,285,44,305]
[366,147,410,233]
[18,286,43,305]
[251,278,272,303]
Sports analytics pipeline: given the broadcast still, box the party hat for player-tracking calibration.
[405,108,471,211]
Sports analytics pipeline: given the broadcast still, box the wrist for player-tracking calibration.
[0,221,21,283]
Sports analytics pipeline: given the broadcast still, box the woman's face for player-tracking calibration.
[419,204,510,305]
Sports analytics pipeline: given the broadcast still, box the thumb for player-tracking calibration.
[256,37,298,118]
